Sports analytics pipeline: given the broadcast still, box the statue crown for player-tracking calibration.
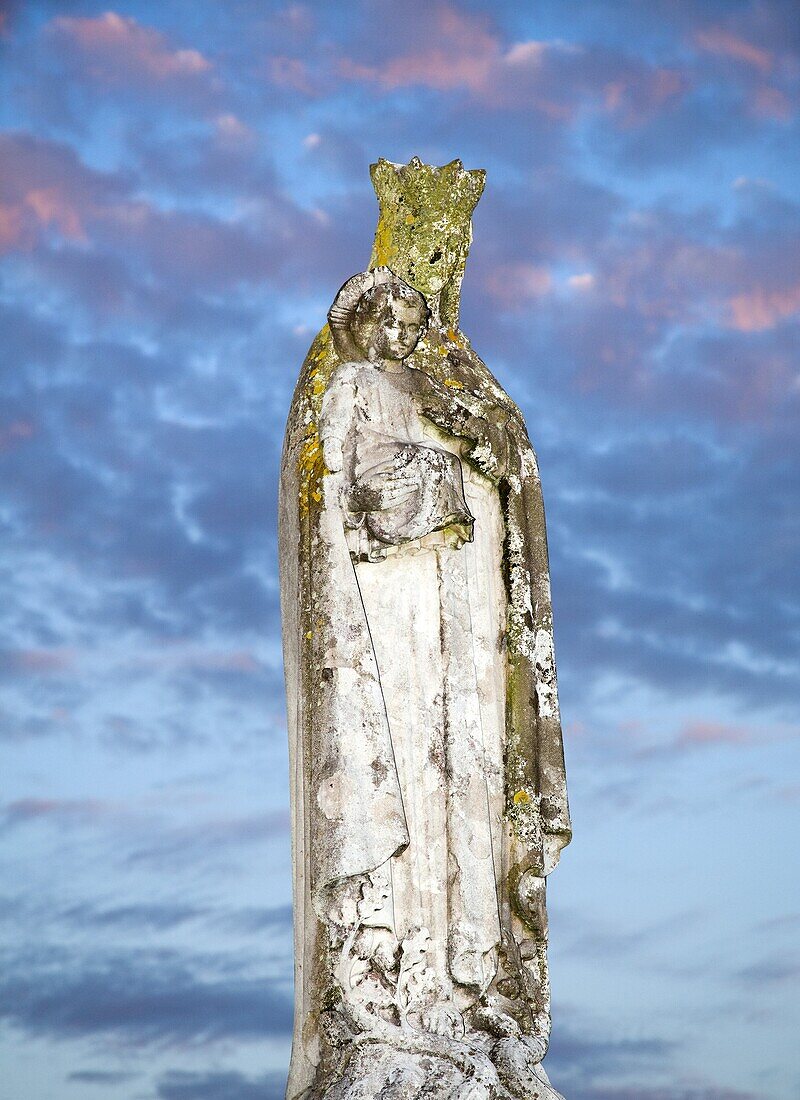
[370,157,485,219]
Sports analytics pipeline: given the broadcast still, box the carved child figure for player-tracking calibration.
[321,270,474,562]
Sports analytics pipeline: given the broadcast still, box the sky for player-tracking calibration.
[0,1,798,1098]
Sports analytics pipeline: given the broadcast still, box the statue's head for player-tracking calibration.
[352,280,428,362]
[328,268,429,363]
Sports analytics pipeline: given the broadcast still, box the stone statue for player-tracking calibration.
[279,158,571,1100]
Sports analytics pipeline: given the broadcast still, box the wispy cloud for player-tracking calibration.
[0,946,293,1045]
[67,1070,140,1086]
[694,26,773,73]
[156,1070,286,1100]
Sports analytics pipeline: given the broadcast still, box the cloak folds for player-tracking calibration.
[279,322,571,1094]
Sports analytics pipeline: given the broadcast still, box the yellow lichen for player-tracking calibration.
[367,158,484,327]
[513,789,531,805]
[373,216,394,267]
[298,428,324,518]
[297,328,338,517]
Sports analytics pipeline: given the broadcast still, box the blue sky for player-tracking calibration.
[0,2,798,1098]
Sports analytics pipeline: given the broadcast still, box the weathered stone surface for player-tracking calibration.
[279,159,570,1099]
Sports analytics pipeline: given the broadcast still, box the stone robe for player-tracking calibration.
[280,326,571,1098]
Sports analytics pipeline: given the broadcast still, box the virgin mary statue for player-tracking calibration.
[279,159,571,1100]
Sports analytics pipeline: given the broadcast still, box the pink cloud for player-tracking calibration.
[338,5,499,97]
[0,419,35,451]
[135,646,263,674]
[49,11,213,89]
[0,189,87,253]
[729,282,800,332]
[0,132,347,293]
[542,201,800,425]
[751,85,793,121]
[212,113,253,148]
[331,3,690,128]
[694,26,773,73]
[483,262,553,308]
[602,67,686,127]
[274,4,315,37]
[7,648,75,673]
[1,797,115,831]
[673,721,798,753]
[331,3,576,117]
[24,187,86,241]
[676,721,754,748]
[0,133,121,256]
[267,55,318,96]
[568,272,595,290]
[0,203,25,251]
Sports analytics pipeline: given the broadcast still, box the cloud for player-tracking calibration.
[0,290,284,653]
[737,955,800,988]
[0,130,364,295]
[0,797,114,832]
[215,904,293,935]
[546,1024,674,1089]
[674,721,756,749]
[728,281,800,331]
[483,262,553,306]
[0,946,293,1044]
[0,130,128,253]
[67,1070,140,1085]
[0,892,293,942]
[337,4,501,98]
[332,1,688,126]
[0,795,290,884]
[694,26,774,73]
[59,901,205,932]
[48,11,214,91]
[535,417,800,714]
[156,1070,286,1100]
[750,84,793,121]
[124,810,290,870]
[267,55,320,96]
[486,184,800,425]
[546,1019,768,1100]
[573,1088,764,1100]
[0,647,74,674]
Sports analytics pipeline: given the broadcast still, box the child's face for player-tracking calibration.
[370,297,425,362]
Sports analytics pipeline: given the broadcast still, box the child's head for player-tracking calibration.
[352,280,428,362]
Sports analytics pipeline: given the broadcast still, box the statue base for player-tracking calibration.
[314,1034,566,1100]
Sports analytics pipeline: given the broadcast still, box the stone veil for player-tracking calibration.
[279,158,571,1099]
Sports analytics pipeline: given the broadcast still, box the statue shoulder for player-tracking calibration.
[326,360,372,391]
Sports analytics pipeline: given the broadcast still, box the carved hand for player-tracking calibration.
[347,471,419,512]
